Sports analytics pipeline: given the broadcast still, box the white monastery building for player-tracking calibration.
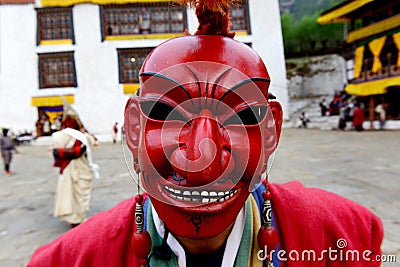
[0,0,287,140]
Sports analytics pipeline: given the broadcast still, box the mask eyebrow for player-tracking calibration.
[215,77,271,110]
[209,67,233,110]
[183,65,202,99]
[140,72,195,108]
[211,67,233,100]
[183,65,203,109]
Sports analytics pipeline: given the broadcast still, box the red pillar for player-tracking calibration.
[369,96,375,130]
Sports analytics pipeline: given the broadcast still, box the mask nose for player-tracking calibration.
[170,110,233,186]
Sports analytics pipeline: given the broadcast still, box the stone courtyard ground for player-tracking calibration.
[0,128,399,266]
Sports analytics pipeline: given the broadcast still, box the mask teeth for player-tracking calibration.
[164,185,237,203]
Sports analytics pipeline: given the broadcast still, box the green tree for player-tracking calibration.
[279,0,345,57]
[281,13,294,54]
[281,11,344,57]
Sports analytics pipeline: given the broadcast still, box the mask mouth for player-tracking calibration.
[163,184,238,204]
[150,171,246,208]
[158,169,243,203]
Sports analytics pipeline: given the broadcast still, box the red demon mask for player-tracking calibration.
[125,35,283,239]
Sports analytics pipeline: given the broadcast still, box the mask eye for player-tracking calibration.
[140,100,186,121]
[224,106,267,126]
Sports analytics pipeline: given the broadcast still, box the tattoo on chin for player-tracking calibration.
[184,213,215,235]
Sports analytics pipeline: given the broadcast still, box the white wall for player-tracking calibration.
[0,5,37,133]
[249,0,289,120]
[72,4,127,137]
[287,55,347,98]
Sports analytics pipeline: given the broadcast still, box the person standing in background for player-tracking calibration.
[1,128,18,175]
[319,98,328,116]
[112,122,119,144]
[352,103,365,131]
[43,118,51,136]
[375,103,386,130]
[298,112,310,128]
[51,99,99,228]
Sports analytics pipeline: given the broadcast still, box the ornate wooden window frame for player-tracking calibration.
[36,7,75,45]
[38,52,77,89]
[100,3,187,40]
[117,47,153,84]
[230,0,251,35]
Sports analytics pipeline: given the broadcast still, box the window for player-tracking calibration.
[37,7,74,44]
[230,1,251,34]
[118,48,153,84]
[38,52,77,89]
[101,3,186,39]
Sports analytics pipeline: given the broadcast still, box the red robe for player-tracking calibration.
[27,181,383,266]
[352,107,365,128]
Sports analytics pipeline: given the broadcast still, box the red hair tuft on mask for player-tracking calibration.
[174,0,239,38]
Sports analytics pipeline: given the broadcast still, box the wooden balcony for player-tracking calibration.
[346,57,400,97]
[352,58,400,84]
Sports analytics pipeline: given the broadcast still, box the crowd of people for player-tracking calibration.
[2,129,37,146]
[35,115,62,137]
[2,103,100,231]
[319,92,387,131]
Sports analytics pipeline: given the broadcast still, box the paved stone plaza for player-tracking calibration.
[0,128,399,266]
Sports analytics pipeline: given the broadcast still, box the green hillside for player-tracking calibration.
[279,0,346,58]
[279,0,344,23]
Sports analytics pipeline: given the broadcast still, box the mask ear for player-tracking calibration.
[264,100,283,162]
[124,96,141,170]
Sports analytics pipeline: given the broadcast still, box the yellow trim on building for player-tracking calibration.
[347,14,400,43]
[39,39,73,46]
[234,30,249,37]
[345,76,400,96]
[317,0,374,24]
[354,46,364,79]
[41,0,172,7]
[32,95,75,107]
[45,111,63,124]
[105,32,247,40]
[368,36,386,73]
[392,32,400,66]
[106,33,183,41]
[123,83,140,95]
